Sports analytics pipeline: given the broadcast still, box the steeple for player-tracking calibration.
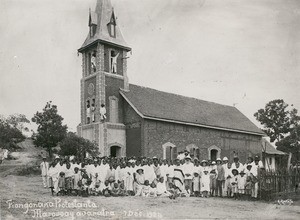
[78,0,131,52]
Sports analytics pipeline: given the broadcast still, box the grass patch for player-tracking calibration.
[14,164,41,176]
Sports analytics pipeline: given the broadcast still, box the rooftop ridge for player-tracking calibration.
[126,83,237,110]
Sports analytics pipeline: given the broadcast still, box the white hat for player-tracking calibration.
[216,158,222,161]
[55,155,59,159]
[223,157,228,161]
[211,161,216,165]
[185,156,192,160]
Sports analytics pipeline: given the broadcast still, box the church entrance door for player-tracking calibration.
[110,145,121,157]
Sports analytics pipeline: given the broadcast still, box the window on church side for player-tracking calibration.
[90,24,97,37]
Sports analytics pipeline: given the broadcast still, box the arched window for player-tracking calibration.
[207,145,221,161]
[162,142,177,161]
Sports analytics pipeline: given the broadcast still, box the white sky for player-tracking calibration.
[0,0,300,132]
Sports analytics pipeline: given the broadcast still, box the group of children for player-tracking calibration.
[41,153,264,200]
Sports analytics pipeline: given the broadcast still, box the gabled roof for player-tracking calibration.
[79,0,131,52]
[120,84,265,136]
[262,138,287,155]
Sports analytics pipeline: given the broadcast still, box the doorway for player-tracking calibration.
[110,145,121,157]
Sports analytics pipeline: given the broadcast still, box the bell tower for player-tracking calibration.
[77,0,131,157]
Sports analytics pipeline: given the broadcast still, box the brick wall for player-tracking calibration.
[105,76,125,123]
[123,100,142,157]
[142,119,262,163]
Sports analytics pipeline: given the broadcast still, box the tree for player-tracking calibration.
[276,108,300,160]
[0,115,26,150]
[6,114,30,134]
[254,99,300,161]
[254,99,290,142]
[59,132,99,160]
[32,101,67,157]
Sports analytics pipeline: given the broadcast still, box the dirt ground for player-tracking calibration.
[0,174,299,220]
[0,141,299,220]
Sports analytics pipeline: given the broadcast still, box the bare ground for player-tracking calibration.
[1,174,299,220]
[0,141,299,220]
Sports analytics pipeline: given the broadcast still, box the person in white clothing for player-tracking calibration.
[250,156,264,199]
[231,156,244,173]
[182,156,194,195]
[222,157,229,195]
[100,104,107,121]
[111,51,119,73]
[40,157,49,188]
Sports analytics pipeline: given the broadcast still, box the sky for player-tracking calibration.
[0,0,300,133]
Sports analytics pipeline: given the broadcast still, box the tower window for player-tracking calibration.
[110,50,119,74]
[110,24,115,37]
[90,25,97,37]
[108,11,116,38]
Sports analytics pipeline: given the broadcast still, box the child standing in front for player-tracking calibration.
[192,171,200,197]
[201,170,210,198]
[231,169,239,200]
[237,170,247,200]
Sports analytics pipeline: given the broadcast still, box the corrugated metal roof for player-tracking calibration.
[120,84,265,135]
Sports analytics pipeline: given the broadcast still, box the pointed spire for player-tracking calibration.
[79,0,131,52]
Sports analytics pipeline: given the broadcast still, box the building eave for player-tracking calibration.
[78,39,132,53]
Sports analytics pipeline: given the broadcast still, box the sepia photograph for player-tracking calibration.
[0,0,300,219]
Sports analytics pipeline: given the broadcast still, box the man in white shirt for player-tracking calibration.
[182,156,194,195]
[250,156,264,199]
[40,156,49,188]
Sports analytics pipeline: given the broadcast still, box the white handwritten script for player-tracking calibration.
[5,198,162,219]
[277,199,293,206]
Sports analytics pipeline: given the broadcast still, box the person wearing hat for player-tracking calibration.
[134,168,145,196]
[224,161,233,197]
[221,157,229,195]
[230,169,239,199]
[216,158,225,197]
[201,169,210,198]
[182,156,194,195]
[250,155,263,199]
[200,159,210,175]
[237,170,247,200]
[40,156,49,188]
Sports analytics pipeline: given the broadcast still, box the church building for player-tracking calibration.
[77,0,265,162]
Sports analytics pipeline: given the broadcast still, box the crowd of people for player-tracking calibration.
[40,151,264,200]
